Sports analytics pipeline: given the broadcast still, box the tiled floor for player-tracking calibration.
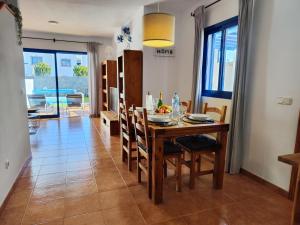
[0,117,293,225]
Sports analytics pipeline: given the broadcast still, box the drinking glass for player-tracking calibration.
[178,103,187,126]
[152,98,159,114]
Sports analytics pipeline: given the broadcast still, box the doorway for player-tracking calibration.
[23,48,89,118]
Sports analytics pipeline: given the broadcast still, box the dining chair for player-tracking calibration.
[132,106,183,198]
[180,100,192,113]
[176,102,227,189]
[120,101,136,171]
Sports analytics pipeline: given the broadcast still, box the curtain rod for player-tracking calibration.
[22,36,102,45]
[191,0,221,17]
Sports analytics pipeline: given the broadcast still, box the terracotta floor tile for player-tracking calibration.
[102,206,146,225]
[14,176,37,192]
[64,193,101,217]
[153,218,188,225]
[5,190,31,209]
[90,158,115,169]
[0,117,291,225]
[98,188,135,210]
[30,184,66,204]
[39,164,67,175]
[96,173,126,192]
[67,161,91,172]
[64,211,105,225]
[22,199,64,225]
[21,166,40,178]
[0,206,26,225]
[35,173,66,188]
[66,169,94,183]
[38,219,64,225]
[65,179,98,198]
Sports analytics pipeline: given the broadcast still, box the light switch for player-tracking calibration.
[277,97,293,105]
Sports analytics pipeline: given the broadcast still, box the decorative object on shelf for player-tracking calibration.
[154,47,175,57]
[0,1,23,45]
[143,2,175,48]
[116,25,132,49]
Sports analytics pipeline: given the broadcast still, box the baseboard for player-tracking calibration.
[240,168,289,198]
[0,155,32,215]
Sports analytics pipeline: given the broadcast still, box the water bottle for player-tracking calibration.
[172,92,180,118]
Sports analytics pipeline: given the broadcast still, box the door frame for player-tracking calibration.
[23,48,87,118]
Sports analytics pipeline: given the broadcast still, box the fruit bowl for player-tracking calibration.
[155,105,172,114]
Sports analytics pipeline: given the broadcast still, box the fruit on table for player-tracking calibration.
[155,105,172,113]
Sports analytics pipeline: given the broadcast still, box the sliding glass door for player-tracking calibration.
[23,50,59,117]
[23,49,88,118]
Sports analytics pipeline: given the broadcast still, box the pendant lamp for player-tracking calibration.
[143,2,175,48]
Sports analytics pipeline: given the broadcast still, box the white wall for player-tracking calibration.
[0,9,31,206]
[242,0,300,190]
[113,7,144,56]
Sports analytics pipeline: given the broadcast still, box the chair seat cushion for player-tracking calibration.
[176,135,220,152]
[138,141,182,155]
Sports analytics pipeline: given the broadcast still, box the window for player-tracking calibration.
[61,58,71,67]
[202,16,238,99]
[31,56,42,65]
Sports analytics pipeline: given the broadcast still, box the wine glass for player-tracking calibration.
[178,103,187,126]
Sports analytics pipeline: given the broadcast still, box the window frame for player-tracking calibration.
[202,16,238,99]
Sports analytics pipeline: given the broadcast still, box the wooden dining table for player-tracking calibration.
[148,121,230,204]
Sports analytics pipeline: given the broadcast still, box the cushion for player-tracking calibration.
[138,140,182,154]
[176,135,220,152]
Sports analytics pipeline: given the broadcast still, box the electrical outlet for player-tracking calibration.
[5,160,9,169]
[277,97,293,105]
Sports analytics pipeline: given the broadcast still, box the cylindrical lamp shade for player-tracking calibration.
[143,13,175,48]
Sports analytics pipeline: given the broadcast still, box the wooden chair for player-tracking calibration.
[176,102,227,189]
[120,101,136,171]
[132,106,183,198]
[181,100,192,113]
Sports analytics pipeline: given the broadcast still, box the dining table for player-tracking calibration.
[148,120,230,204]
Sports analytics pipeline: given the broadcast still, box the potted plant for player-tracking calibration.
[0,1,23,45]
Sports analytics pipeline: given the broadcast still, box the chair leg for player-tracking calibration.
[163,160,168,178]
[189,152,196,189]
[128,141,132,171]
[137,150,142,183]
[176,155,182,192]
[121,138,126,163]
[197,155,202,173]
[147,155,152,199]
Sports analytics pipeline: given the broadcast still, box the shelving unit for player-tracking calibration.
[117,50,143,110]
[101,60,117,111]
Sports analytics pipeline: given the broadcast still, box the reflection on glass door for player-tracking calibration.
[23,50,59,117]
[56,52,89,117]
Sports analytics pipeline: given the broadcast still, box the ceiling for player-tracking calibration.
[19,0,206,38]
[19,0,157,37]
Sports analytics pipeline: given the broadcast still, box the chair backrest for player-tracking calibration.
[132,106,150,151]
[181,100,192,113]
[119,101,130,136]
[28,94,46,108]
[66,94,83,107]
[203,102,227,123]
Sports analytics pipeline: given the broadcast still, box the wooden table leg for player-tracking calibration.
[152,136,164,204]
[291,167,300,224]
[213,131,228,189]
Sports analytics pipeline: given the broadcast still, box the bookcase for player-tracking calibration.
[117,50,143,109]
[101,60,117,111]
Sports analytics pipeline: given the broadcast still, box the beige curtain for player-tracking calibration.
[227,0,255,173]
[191,6,205,113]
[87,42,101,117]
